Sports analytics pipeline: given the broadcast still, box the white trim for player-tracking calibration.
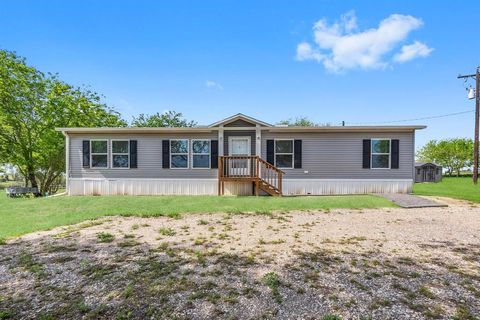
[218,126,224,156]
[371,138,391,170]
[191,139,211,169]
[90,139,109,169]
[228,136,251,155]
[255,126,261,157]
[274,139,294,169]
[65,133,70,195]
[170,139,189,169]
[111,139,130,169]
[208,113,273,128]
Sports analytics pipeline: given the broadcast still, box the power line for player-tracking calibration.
[345,109,474,125]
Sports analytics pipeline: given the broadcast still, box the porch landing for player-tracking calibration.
[379,193,448,208]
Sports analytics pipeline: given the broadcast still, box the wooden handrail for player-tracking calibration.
[218,156,283,196]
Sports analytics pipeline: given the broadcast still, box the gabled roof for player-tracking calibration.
[208,113,272,128]
[415,162,441,167]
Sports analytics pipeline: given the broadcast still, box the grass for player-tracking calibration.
[96,232,115,243]
[0,194,394,239]
[414,176,480,202]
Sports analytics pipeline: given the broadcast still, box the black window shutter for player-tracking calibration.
[210,140,218,169]
[82,140,90,168]
[266,140,274,165]
[294,139,302,169]
[363,139,371,169]
[130,140,137,168]
[162,140,170,169]
[391,139,399,169]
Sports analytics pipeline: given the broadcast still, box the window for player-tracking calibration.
[112,140,129,168]
[275,140,294,169]
[192,140,210,169]
[170,139,189,168]
[371,139,390,169]
[91,140,108,168]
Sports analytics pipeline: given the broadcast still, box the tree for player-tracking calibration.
[417,138,473,176]
[277,117,317,127]
[0,50,126,195]
[131,111,196,127]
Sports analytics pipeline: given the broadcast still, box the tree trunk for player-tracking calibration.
[27,167,40,196]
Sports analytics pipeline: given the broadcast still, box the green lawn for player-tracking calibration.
[414,176,480,202]
[0,194,394,239]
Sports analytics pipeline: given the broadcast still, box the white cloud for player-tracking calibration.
[296,11,432,72]
[205,80,223,90]
[393,41,433,63]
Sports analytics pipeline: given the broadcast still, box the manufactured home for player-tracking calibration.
[57,113,425,196]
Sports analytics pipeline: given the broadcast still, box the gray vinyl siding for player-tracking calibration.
[224,119,256,127]
[223,130,256,156]
[69,133,218,179]
[261,131,414,179]
[69,130,415,180]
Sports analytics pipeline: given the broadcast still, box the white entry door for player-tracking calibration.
[229,137,251,176]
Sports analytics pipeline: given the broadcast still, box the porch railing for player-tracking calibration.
[218,156,284,195]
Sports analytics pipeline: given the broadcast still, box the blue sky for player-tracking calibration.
[1,1,479,148]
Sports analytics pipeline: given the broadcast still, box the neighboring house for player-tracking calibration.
[415,162,442,183]
[57,113,425,196]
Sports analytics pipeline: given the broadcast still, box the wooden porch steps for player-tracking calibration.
[218,156,284,196]
[258,178,281,197]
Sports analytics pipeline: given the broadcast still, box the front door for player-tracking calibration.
[229,137,251,176]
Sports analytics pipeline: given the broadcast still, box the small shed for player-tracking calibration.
[415,162,442,183]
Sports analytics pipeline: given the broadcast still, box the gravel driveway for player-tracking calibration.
[0,196,479,319]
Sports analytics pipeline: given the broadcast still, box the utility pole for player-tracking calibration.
[458,66,480,184]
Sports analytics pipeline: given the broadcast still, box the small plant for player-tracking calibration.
[0,238,6,245]
[0,310,13,319]
[262,272,282,303]
[75,298,90,314]
[123,283,134,299]
[418,285,435,299]
[118,239,140,248]
[131,224,139,230]
[18,251,43,274]
[263,272,280,288]
[322,315,341,320]
[158,227,176,236]
[97,232,115,243]
[198,219,209,225]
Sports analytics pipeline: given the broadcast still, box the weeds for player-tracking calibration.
[97,232,115,243]
[158,227,176,236]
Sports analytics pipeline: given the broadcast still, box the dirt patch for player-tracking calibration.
[1,202,479,319]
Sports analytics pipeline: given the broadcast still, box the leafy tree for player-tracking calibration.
[131,111,196,127]
[277,117,317,127]
[0,50,126,195]
[417,138,473,176]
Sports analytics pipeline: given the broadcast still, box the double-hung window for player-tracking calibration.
[275,139,294,169]
[192,140,210,169]
[371,139,390,169]
[91,140,108,168]
[170,139,189,168]
[112,140,129,168]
